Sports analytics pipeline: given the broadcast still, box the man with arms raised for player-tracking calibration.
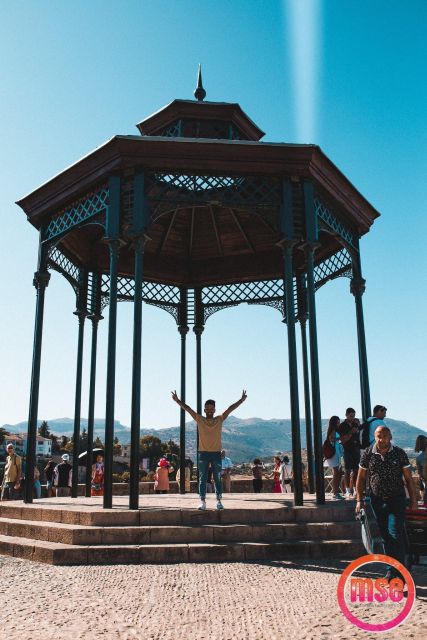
[356,425,417,580]
[172,390,247,510]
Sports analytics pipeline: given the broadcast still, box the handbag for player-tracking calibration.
[322,438,336,460]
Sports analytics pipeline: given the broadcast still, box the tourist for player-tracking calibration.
[415,434,427,502]
[33,465,41,499]
[221,449,233,493]
[361,405,387,449]
[154,457,172,494]
[251,459,264,493]
[280,455,293,494]
[356,425,417,580]
[338,408,361,499]
[44,460,56,497]
[0,443,22,501]
[270,456,282,493]
[53,453,72,497]
[324,415,345,500]
[172,389,247,510]
[91,453,104,496]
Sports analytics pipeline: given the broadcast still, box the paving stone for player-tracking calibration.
[180,509,220,525]
[101,527,150,545]
[139,543,189,564]
[87,545,140,564]
[139,509,182,525]
[211,524,254,542]
[188,543,245,563]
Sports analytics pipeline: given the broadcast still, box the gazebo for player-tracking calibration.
[16,70,379,509]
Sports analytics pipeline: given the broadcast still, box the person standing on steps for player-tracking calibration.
[171,390,247,510]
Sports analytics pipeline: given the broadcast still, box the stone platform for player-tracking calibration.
[0,493,364,565]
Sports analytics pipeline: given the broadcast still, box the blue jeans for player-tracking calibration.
[34,480,41,499]
[199,451,222,500]
[371,494,406,575]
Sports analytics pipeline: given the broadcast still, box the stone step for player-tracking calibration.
[0,534,365,565]
[0,517,361,546]
[0,502,356,527]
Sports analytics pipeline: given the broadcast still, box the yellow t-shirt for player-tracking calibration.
[196,415,224,452]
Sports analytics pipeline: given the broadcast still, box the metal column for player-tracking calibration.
[24,233,50,503]
[129,170,149,509]
[71,268,88,498]
[178,288,188,494]
[303,182,325,504]
[103,176,120,509]
[351,245,371,420]
[85,274,102,497]
[297,275,315,494]
[193,287,204,478]
[280,180,303,506]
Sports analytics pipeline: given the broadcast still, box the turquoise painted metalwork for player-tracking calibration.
[314,197,355,248]
[44,185,108,242]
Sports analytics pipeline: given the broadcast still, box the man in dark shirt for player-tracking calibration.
[356,425,417,578]
[338,408,361,498]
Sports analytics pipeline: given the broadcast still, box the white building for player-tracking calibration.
[1,433,52,457]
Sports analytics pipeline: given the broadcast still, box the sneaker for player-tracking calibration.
[216,500,224,510]
[334,493,345,500]
[198,500,206,511]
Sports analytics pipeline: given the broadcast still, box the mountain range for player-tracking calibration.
[2,416,425,463]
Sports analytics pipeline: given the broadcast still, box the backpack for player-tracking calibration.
[322,438,335,460]
[360,417,376,449]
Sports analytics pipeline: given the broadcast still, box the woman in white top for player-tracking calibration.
[324,415,345,499]
[280,456,293,493]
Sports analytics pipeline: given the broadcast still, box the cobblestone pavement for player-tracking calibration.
[0,556,425,640]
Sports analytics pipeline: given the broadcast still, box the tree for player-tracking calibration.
[38,420,51,439]
[139,435,181,470]
[51,434,60,454]
[139,435,164,470]
[0,427,10,446]
[94,436,104,448]
[80,428,88,453]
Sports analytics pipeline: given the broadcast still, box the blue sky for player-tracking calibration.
[0,1,426,434]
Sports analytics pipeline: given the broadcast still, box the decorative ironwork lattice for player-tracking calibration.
[158,119,243,140]
[160,120,182,137]
[202,279,286,323]
[47,247,79,292]
[204,302,239,322]
[314,248,353,290]
[147,173,280,209]
[44,185,108,241]
[100,275,181,322]
[314,197,354,248]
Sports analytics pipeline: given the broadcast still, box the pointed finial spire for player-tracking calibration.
[194,64,206,101]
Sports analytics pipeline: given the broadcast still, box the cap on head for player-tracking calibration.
[61,453,70,461]
[6,443,14,450]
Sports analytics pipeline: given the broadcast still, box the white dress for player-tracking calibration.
[324,433,343,468]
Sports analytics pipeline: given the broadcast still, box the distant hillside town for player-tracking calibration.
[1,415,425,466]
